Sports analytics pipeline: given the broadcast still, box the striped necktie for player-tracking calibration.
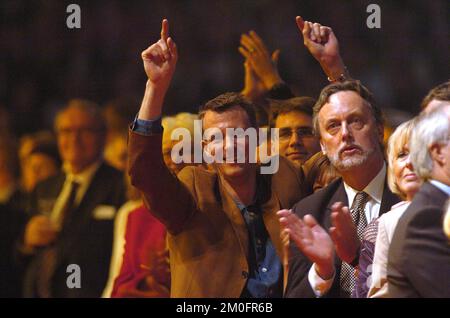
[340,191,370,297]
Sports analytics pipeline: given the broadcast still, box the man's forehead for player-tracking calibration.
[319,91,371,119]
[276,111,313,127]
[58,108,96,126]
[424,99,450,114]
[202,107,250,128]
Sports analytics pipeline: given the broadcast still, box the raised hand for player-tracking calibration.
[278,209,335,279]
[24,215,58,249]
[138,19,178,120]
[329,202,360,264]
[295,16,348,81]
[241,60,266,100]
[141,19,178,91]
[239,31,282,91]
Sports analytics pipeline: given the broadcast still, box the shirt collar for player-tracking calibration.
[344,162,386,206]
[429,179,450,196]
[63,160,102,186]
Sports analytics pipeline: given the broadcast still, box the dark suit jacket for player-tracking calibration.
[128,130,307,298]
[285,177,400,298]
[0,200,28,297]
[22,162,126,298]
[387,182,450,298]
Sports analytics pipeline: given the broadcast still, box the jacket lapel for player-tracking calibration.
[379,180,401,216]
[323,179,347,229]
[218,178,249,264]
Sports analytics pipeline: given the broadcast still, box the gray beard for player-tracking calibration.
[328,146,375,171]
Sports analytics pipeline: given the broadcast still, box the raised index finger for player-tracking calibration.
[161,18,169,41]
[296,16,305,31]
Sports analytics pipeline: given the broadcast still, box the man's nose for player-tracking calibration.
[289,131,304,147]
[341,122,353,141]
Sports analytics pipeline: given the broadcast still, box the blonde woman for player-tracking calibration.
[367,119,421,297]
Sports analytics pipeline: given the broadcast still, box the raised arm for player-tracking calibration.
[239,31,282,93]
[296,16,350,82]
[138,19,178,120]
[129,19,196,235]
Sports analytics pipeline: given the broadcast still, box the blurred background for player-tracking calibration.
[1,0,449,136]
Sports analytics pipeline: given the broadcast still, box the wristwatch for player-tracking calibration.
[327,66,350,83]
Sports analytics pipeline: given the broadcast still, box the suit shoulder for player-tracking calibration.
[275,156,303,180]
[98,162,124,179]
[291,178,342,216]
[401,204,444,233]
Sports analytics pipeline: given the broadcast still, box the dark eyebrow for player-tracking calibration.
[278,127,291,132]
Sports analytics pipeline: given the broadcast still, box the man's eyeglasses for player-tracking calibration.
[278,127,315,141]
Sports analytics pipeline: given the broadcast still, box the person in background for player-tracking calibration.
[0,136,26,297]
[161,113,199,174]
[357,120,421,297]
[0,138,20,207]
[103,112,198,298]
[104,132,128,172]
[20,99,126,298]
[269,97,321,167]
[103,98,138,172]
[443,198,450,240]
[302,152,340,194]
[420,80,450,113]
[387,104,450,297]
[19,132,61,195]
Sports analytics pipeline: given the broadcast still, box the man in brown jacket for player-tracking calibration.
[127,19,307,298]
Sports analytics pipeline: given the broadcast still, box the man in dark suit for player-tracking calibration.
[20,100,126,297]
[388,104,450,297]
[279,78,400,298]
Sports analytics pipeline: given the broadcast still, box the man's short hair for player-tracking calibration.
[410,106,450,180]
[199,92,258,129]
[269,96,316,127]
[54,99,106,132]
[420,80,450,110]
[312,80,384,137]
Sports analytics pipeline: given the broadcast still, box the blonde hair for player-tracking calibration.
[162,112,198,145]
[386,119,415,199]
[444,199,450,240]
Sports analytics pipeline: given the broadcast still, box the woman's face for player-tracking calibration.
[393,145,421,200]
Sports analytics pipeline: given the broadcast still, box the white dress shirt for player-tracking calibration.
[368,200,410,298]
[308,163,387,297]
[429,179,450,196]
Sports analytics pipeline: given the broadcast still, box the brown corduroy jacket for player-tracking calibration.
[128,130,307,298]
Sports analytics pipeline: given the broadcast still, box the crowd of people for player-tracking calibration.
[0,15,449,298]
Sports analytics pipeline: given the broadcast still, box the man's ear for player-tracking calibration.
[429,143,445,166]
[320,140,327,155]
